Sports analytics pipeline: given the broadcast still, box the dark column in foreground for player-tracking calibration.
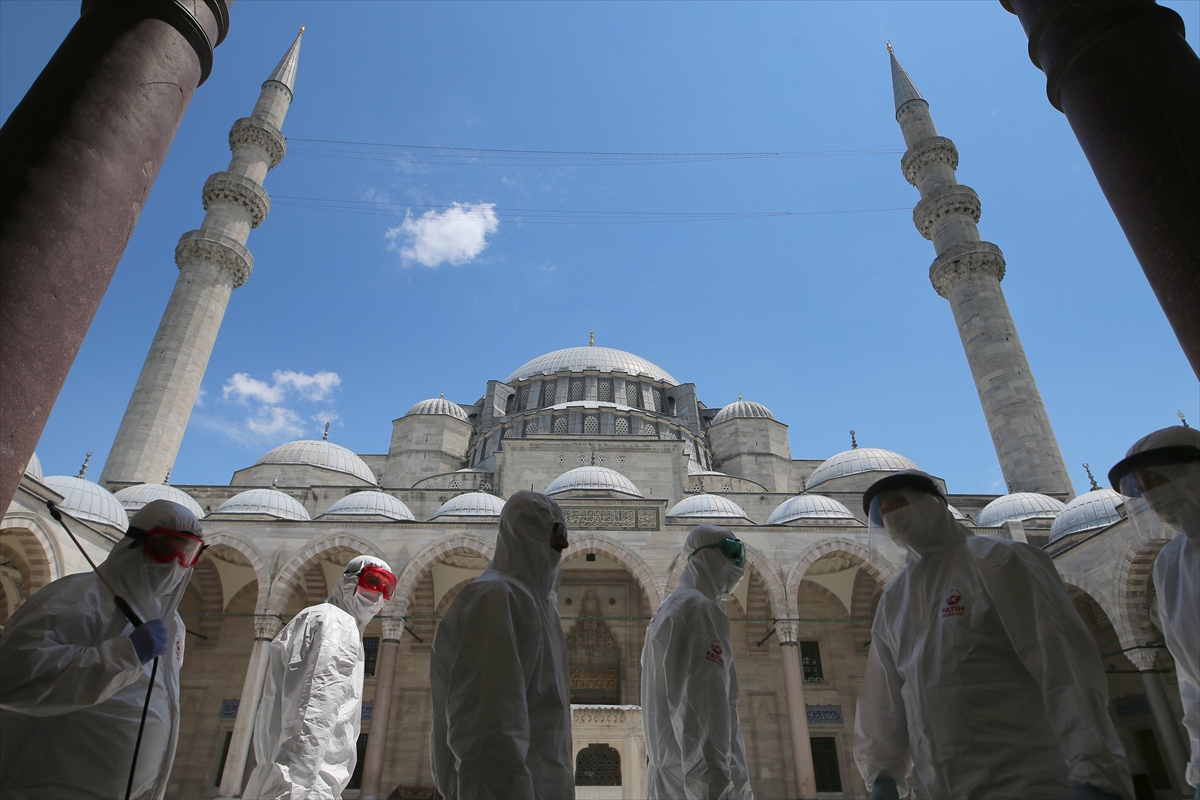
[1002,0,1200,379]
[0,0,231,510]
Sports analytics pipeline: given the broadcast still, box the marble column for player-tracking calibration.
[1128,647,1190,789]
[358,618,405,800]
[218,615,281,798]
[778,623,818,799]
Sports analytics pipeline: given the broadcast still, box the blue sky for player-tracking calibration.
[3,1,1197,495]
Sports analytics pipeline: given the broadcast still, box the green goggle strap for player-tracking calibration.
[687,539,746,567]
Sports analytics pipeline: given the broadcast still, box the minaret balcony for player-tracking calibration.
[928,241,1006,299]
[912,184,980,240]
[229,117,286,168]
[202,171,271,228]
[901,136,959,187]
[175,229,254,287]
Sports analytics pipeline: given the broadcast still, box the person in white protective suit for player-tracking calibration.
[642,525,752,800]
[854,470,1134,800]
[429,491,573,800]
[1109,424,1200,800]
[242,554,395,800]
[0,499,205,800]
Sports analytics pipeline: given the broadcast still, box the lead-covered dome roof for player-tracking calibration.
[433,492,505,518]
[1049,489,1124,542]
[215,489,310,520]
[667,493,749,520]
[325,491,416,521]
[43,475,129,530]
[806,448,919,490]
[506,346,678,386]
[546,466,643,498]
[712,400,775,426]
[114,484,205,519]
[255,440,377,485]
[767,494,856,525]
[25,452,43,482]
[975,492,1066,527]
[405,397,470,422]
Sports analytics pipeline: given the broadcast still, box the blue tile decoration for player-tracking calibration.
[220,699,239,719]
[806,704,843,725]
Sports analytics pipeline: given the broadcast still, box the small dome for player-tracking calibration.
[975,492,1066,527]
[325,491,416,521]
[712,400,775,426]
[767,494,856,525]
[255,440,377,485]
[506,346,678,385]
[405,397,470,423]
[114,484,205,519]
[215,489,310,520]
[43,476,128,530]
[25,452,43,482]
[806,448,919,490]
[667,493,749,520]
[1050,489,1124,542]
[434,492,505,518]
[546,466,643,498]
[947,504,968,521]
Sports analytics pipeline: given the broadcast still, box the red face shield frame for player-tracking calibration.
[141,528,207,568]
[357,565,397,600]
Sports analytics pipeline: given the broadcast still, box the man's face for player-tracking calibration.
[550,521,569,553]
[877,490,911,519]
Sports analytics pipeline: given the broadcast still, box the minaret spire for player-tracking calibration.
[889,46,1073,498]
[101,30,303,488]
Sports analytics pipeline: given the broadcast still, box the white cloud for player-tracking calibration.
[386,202,499,268]
[202,369,342,446]
[246,406,305,438]
[222,370,341,405]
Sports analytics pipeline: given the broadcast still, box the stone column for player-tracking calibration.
[0,0,230,511]
[1002,0,1200,379]
[359,618,405,800]
[778,623,818,799]
[1128,647,1190,789]
[218,615,281,798]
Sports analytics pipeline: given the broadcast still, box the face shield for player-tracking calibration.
[864,470,960,566]
[1110,443,1200,544]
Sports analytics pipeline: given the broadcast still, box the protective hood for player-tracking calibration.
[679,525,745,600]
[329,555,392,633]
[1110,425,1200,540]
[97,499,202,622]
[491,491,567,601]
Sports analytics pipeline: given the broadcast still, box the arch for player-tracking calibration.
[268,532,388,615]
[1,511,65,584]
[393,533,495,618]
[202,530,271,614]
[189,558,224,643]
[849,568,881,648]
[785,537,899,619]
[663,542,788,621]
[561,533,663,613]
[1113,535,1173,649]
[795,578,849,618]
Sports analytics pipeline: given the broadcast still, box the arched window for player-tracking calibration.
[584,416,598,435]
[518,385,530,410]
[625,383,639,407]
[541,382,557,406]
[553,417,568,434]
[570,379,584,402]
[614,418,629,435]
[598,379,613,402]
[575,744,621,786]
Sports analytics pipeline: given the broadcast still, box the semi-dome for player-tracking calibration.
[975,492,1066,527]
[433,492,505,518]
[325,491,416,521]
[766,494,856,525]
[114,484,205,519]
[43,476,128,530]
[215,489,310,520]
[506,346,678,386]
[545,466,643,498]
[405,397,470,423]
[667,493,749,520]
[711,400,775,426]
[25,452,43,482]
[806,448,919,490]
[255,440,377,485]
[1050,489,1124,542]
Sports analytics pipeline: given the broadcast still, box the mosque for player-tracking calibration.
[1,29,1192,800]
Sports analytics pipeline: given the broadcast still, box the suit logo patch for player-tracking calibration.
[942,589,965,618]
[704,640,725,667]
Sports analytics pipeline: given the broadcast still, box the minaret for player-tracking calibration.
[101,28,303,488]
[889,45,1074,498]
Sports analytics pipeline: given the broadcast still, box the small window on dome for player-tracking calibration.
[570,379,584,402]
[505,393,515,414]
[614,418,629,435]
[641,421,656,436]
[584,416,598,435]
[626,384,640,407]
[689,484,702,493]
[485,439,497,457]
[541,382,557,406]
[525,421,538,435]
[518,386,530,410]
[598,380,613,402]
[553,417,568,434]
[652,389,663,412]
[503,426,517,439]
[448,480,460,490]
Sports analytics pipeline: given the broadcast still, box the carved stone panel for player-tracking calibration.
[563,506,659,531]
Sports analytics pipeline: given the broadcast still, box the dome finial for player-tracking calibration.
[299,22,306,35]
[738,393,743,402]
[77,452,93,478]
[849,430,858,449]
[322,421,330,441]
[440,391,444,399]
[1179,410,1190,428]
[886,40,893,55]
[1082,462,1100,492]
[588,329,595,347]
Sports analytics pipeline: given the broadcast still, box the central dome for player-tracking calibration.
[506,347,678,386]
[255,440,377,485]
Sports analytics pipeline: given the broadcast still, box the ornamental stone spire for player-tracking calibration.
[101,28,303,488]
[889,47,1074,499]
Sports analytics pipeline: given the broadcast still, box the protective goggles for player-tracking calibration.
[688,538,746,567]
[354,565,397,600]
[1109,446,1200,498]
[139,527,207,568]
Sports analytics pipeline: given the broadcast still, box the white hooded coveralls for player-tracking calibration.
[430,491,574,800]
[0,500,200,800]
[1156,532,1200,788]
[242,555,390,800]
[642,525,752,800]
[854,494,1134,799]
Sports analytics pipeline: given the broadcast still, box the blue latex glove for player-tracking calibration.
[1073,785,1123,800]
[129,619,168,664]
[870,778,900,800]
